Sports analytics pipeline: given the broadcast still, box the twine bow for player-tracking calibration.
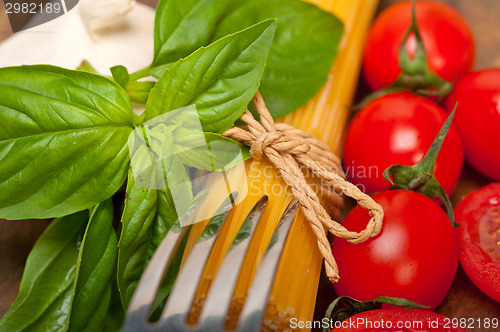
[223,92,384,283]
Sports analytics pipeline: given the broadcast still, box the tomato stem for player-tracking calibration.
[323,295,429,332]
[356,0,454,109]
[398,0,427,74]
[407,172,432,190]
[418,106,456,172]
[383,104,459,227]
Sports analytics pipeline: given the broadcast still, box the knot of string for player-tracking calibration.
[223,92,384,283]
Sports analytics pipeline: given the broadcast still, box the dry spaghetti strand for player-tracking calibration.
[223,91,384,283]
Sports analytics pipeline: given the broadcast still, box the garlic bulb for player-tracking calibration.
[79,0,136,35]
[0,0,155,74]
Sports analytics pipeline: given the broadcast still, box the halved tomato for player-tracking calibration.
[455,183,500,302]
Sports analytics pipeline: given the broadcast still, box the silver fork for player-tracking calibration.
[123,196,299,332]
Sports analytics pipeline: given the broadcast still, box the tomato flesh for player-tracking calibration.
[343,92,463,195]
[363,0,474,91]
[455,183,500,302]
[332,190,459,310]
[331,309,469,331]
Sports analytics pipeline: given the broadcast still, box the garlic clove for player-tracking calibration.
[79,0,135,37]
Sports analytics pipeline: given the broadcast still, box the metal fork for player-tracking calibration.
[123,196,299,332]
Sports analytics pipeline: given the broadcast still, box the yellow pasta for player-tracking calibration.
[182,1,379,330]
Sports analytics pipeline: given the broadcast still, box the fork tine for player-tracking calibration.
[123,229,185,332]
[159,196,268,331]
[125,196,296,332]
[196,196,269,330]
[237,199,299,332]
[157,195,239,329]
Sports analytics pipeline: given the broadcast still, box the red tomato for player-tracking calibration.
[363,0,474,91]
[444,69,500,181]
[331,190,459,310]
[454,183,500,302]
[343,92,463,195]
[330,309,469,331]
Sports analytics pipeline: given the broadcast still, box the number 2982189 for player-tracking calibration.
[443,317,498,330]
[5,1,62,14]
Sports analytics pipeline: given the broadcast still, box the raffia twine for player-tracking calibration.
[222,92,384,283]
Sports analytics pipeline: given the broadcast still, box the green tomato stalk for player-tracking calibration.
[323,295,429,332]
[383,103,459,227]
[357,0,454,109]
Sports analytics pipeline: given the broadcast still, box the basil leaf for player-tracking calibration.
[126,80,155,104]
[197,193,235,243]
[117,169,179,309]
[174,131,250,171]
[0,65,134,219]
[0,202,118,332]
[69,199,117,332]
[151,0,343,118]
[167,157,196,225]
[230,213,253,249]
[103,280,125,332]
[144,19,276,133]
[149,192,233,318]
[0,212,88,332]
[110,65,130,89]
[118,157,207,310]
[214,0,343,118]
[152,0,232,67]
[148,226,191,320]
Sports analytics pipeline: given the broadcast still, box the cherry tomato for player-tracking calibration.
[331,190,459,310]
[454,183,500,302]
[343,92,463,195]
[331,309,469,331]
[363,0,474,91]
[444,69,500,181]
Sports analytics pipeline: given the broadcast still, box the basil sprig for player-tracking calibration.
[141,0,344,118]
[144,19,277,132]
[0,200,117,332]
[0,0,343,330]
[0,66,133,219]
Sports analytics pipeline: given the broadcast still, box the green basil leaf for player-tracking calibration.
[174,130,250,171]
[0,65,134,219]
[68,199,118,332]
[230,212,253,249]
[118,155,208,310]
[144,19,276,133]
[148,226,191,320]
[102,280,125,332]
[150,193,233,317]
[197,193,235,243]
[152,0,232,67]
[151,0,343,118]
[126,80,156,104]
[0,212,88,332]
[110,65,130,89]
[117,169,179,309]
[213,0,343,118]
[167,157,195,225]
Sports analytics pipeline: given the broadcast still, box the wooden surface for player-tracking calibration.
[1,0,499,327]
